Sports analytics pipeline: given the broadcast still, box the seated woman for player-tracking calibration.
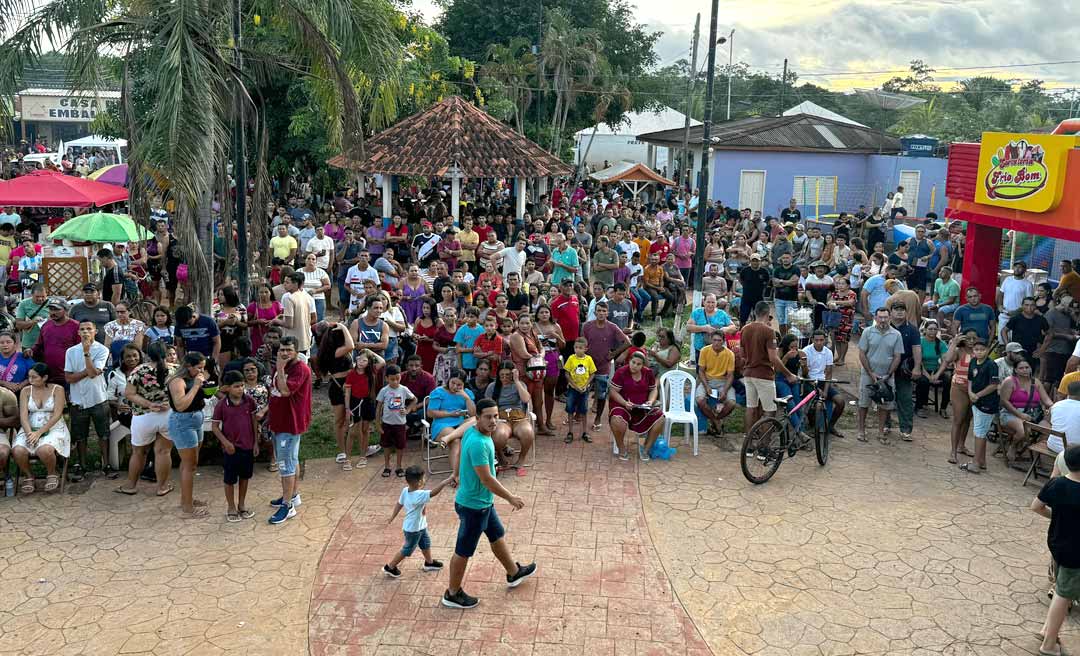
[608,351,664,461]
[915,320,950,418]
[11,363,70,493]
[998,359,1052,464]
[428,369,476,480]
[484,361,534,474]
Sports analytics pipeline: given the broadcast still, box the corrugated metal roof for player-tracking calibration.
[637,114,901,154]
[19,88,121,98]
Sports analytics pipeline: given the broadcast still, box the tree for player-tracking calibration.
[482,37,537,133]
[541,9,603,157]
[958,76,1015,112]
[882,60,939,94]
[575,66,631,180]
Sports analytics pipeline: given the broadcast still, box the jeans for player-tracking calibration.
[275,432,302,477]
[774,299,798,326]
[167,410,204,450]
[631,288,650,321]
[385,336,399,363]
[775,376,801,432]
[314,298,326,322]
[894,374,914,434]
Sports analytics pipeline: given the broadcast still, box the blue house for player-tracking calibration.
[638,107,948,219]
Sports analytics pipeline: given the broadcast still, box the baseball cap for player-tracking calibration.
[750,254,762,261]
[1005,342,1025,353]
[82,282,98,292]
[47,298,68,311]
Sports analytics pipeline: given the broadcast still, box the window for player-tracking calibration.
[792,176,838,206]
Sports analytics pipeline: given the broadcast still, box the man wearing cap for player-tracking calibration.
[31,299,80,386]
[70,283,116,344]
[1004,296,1049,372]
[995,342,1029,380]
[738,254,771,326]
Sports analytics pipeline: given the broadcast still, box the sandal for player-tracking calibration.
[20,478,34,494]
[591,423,602,431]
[342,461,353,471]
[44,475,59,492]
[857,433,868,443]
[959,447,975,457]
[181,506,209,518]
[381,468,391,477]
[335,453,347,464]
[226,512,242,523]
[395,468,405,477]
[268,462,279,472]
[156,484,174,497]
[959,462,980,474]
[948,456,958,464]
[564,434,574,444]
[582,434,592,443]
[900,433,913,442]
[193,499,209,508]
[114,486,138,495]
[238,509,255,520]
[354,458,367,468]
[878,435,890,445]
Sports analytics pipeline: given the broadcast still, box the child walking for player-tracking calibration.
[383,465,455,578]
[563,337,596,444]
[375,364,417,477]
[1032,445,1080,655]
[212,371,260,522]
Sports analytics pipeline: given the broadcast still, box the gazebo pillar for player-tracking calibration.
[381,175,392,218]
[450,172,462,225]
[537,177,548,199]
[357,175,366,197]
[515,177,527,221]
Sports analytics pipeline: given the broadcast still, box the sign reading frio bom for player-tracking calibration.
[975,132,1079,213]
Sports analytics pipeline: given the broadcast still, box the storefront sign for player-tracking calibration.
[976,132,1078,213]
[18,93,119,123]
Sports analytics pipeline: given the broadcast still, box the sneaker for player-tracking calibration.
[69,464,85,482]
[366,444,382,457]
[423,560,444,571]
[335,452,347,463]
[441,589,479,609]
[639,446,651,462]
[581,433,592,443]
[382,564,402,578]
[506,562,537,588]
[268,504,296,524]
[269,493,301,508]
[618,451,630,461]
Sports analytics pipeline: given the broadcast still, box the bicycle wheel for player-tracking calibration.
[740,417,786,484]
[814,405,830,466]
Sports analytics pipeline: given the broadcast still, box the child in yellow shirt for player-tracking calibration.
[563,337,596,444]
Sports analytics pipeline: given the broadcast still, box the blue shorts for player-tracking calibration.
[938,303,959,315]
[972,407,995,439]
[275,432,302,477]
[454,502,505,558]
[593,373,610,400]
[774,299,797,326]
[566,387,589,416]
[167,410,204,450]
[401,528,431,557]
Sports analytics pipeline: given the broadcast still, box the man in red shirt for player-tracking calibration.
[473,215,494,244]
[267,336,313,525]
[551,278,581,395]
[649,234,671,262]
[472,316,503,370]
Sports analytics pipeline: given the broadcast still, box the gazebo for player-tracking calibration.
[329,96,572,222]
[589,161,675,200]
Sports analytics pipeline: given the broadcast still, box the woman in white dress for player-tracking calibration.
[11,363,70,493]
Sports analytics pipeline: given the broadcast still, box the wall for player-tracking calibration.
[709,150,870,217]
[867,154,948,217]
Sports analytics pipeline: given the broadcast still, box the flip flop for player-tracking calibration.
[857,433,869,443]
[181,506,209,518]
[516,468,528,477]
[114,486,138,495]
[960,447,975,457]
[959,463,980,474]
[156,484,174,497]
[948,456,958,464]
[381,468,391,477]
[226,512,242,523]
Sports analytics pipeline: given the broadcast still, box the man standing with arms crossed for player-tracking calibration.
[267,336,312,525]
[741,301,797,440]
[442,399,537,609]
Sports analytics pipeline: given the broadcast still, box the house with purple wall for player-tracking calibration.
[638,110,948,219]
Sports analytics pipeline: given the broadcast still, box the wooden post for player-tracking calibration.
[515,177,527,221]
[451,175,461,225]
[381,175,392,219]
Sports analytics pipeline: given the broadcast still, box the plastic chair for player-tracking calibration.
[421,397,452,476]
[660,370,699,456]
[502,401,538,469]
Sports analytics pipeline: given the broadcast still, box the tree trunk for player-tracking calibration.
[251,110,271,278]
[576,124,599,184]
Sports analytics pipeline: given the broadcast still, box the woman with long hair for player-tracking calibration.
[533,305,565,432]
[399,264,429,325]
[828,276,858,366]
[106,343,143,428]
[167,352,210,518]
[432,307,459,386]
[936,330,977,465]
[507,313,547,435]
[301,253,332,322]
[436,282,458,320]
[11,364,69,493]
[413,298,440,372]
[318,308,356,468]
[343,349,385,469]
[216,285,247,369]
[703,231,726,267]
[648,328,681,377]
[145,305,174,347]
[999,359,1052,463]
[246,282,281,354]
[118,342,175,496]
[485,361,535,474]
[820,233,837,269]
[608,352,664,461]
[427,368,476,480]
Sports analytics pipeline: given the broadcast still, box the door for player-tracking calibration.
[899,170,920,217]
[739,170,766,217]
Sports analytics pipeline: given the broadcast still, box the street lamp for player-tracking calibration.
[716,29,735,120]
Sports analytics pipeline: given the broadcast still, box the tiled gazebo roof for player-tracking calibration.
[329,96,572,178]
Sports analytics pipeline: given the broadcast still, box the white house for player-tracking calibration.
[573,106,699,174]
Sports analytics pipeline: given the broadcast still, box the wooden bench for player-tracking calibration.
[1023,422,1067,487]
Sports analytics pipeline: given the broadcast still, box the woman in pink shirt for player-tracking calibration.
[673,226,696,282]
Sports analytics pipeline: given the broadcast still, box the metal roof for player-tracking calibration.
[19,88,121,98]
[637,114,901,154]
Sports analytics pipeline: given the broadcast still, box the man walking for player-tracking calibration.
[268,336,313,525]
[442,399,536,609]
[857,308,904,443]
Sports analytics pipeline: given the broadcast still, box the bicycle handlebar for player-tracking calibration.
[798,377,849,385]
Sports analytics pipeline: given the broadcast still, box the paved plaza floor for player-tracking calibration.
[0,409,1074,655]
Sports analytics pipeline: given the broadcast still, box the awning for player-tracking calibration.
[0,169,128,208]
[589,162,675,186]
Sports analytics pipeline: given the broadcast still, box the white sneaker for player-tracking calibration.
[291,493,301,507]
[335,453,346,464]
[366,444,382,457]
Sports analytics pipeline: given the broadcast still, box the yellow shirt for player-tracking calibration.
[0,234,14,266]
[564,354,596,390]
[269,235,297,260]
[698,345,735,380]
[1059,371,1080,396]
[1060,271,1080,301]
[633,237,651,257]
[458,229,479,262]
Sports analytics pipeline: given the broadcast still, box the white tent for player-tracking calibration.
[783,101,867,128]
[573,106,698,170]
[65,135,128,163]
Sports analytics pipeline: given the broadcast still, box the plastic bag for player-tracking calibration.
[649,436,677,460]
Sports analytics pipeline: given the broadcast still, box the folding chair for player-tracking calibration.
[421,397,452,476]
[660,370,699,456]
[1023,422,1067,487]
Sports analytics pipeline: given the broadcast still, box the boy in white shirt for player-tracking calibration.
[383,466,455,577]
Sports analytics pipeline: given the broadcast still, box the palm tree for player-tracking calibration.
[541,9,602,156]
[482,37,536,134]
[0,0,401,312]
[576,70,631,182]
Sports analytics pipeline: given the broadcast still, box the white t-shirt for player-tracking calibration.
[1000,276,1034,313]
[628,263,644,288]
[64,342,110,407]
[892,192,904,208]
[801,344,833,381]
[305,236,335,270]
[381,306,406,338]
[302,267,330,301]
[497,246,527,279]
[345,264,380,312]
[398,487,431,532]
[1049,398,1080,453]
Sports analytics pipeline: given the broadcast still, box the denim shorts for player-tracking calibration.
[385,336,399,363]
[972,407,995,439]
[566,387,589,416]
[593,373,610,400]
[774,299,797,326]
[401,528,432,557]
[454,502,505,558]
[275,432,302,477]
[168,410,204,450]
[70,401,111,442]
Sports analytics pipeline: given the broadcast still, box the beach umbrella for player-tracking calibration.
[49,212,152,243]
[88,164,128,187]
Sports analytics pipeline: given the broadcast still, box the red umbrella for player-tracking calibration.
[0,169,129,208]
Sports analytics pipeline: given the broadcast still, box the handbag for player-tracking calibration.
[1023,381,1045,423]
[176,264,189,283]
[526,354,546,381]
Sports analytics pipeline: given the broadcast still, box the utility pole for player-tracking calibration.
[725,29,735,121]
[680,13,700,191]
[693,0,719,310]
[232,0,249,302]
[778,58,788,117]
[535,0,544,145]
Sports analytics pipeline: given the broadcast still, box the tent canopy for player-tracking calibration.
[590,161,675,186]
[65,135,128,149]
[0,169,128,208]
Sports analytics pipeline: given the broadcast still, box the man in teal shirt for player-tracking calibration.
[548,233,579,286]
[441,399,537,609]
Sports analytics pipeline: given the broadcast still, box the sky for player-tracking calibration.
[411,0,1080,92]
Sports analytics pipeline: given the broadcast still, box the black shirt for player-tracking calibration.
[1006,313,1050,354]
[968,357,1000,413]
[505,289,528,313]
[892,321,921,371]
[739,266,771,302]
[772,265,800,301]
[1038,477,1080,568]
[102,267,121,303]
[780,208,802,223]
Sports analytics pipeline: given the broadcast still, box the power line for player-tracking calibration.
[783,59,1080,78]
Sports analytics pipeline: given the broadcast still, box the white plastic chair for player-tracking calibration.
[660,370,699,456]
[421,397,452,476]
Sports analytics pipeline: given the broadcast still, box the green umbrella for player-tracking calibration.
[48,212,153,243]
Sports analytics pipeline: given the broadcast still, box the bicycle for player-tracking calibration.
[740,377,847,484]
[122,266,159,324]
